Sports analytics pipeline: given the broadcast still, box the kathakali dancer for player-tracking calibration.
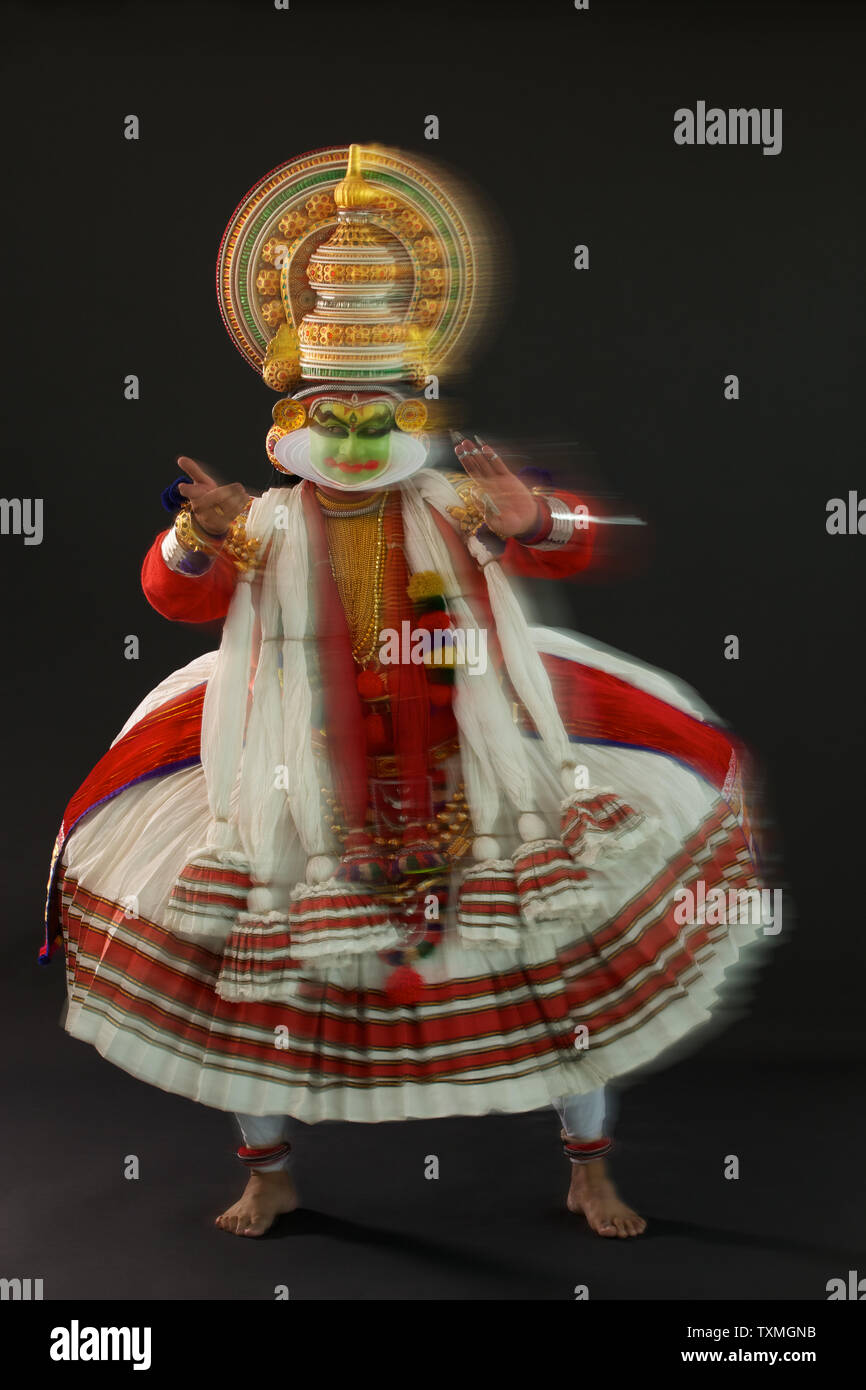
[43,145,764,1240]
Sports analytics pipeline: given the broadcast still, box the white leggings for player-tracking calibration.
[235,1088,612,1172]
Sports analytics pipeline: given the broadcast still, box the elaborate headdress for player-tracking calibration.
[217,142,490,483]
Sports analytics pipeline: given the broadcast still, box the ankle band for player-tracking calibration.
[562,1136,612,1164]
[237,1142,292,1170]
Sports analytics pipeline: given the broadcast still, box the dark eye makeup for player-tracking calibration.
[311,422,349,437]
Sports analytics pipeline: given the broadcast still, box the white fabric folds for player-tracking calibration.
[162,472,632,982]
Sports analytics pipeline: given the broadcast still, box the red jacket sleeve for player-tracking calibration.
[500,490,594,579]
[141,530,239,622]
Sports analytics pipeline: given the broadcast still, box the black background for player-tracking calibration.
[2,0,864,1302]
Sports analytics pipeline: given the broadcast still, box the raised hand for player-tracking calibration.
[452,435,540,539]
[176,456,251,538]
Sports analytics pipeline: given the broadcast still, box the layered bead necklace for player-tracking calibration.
[316,488,388,667]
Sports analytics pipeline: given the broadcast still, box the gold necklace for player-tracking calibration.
[317,489,388,666]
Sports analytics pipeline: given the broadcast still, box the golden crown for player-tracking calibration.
[218,142,490,393]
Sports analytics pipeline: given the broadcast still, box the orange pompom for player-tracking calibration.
[385,964,425,1005]
[416,610,452,633]
[357,669,386,699]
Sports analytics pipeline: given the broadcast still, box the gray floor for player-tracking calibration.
[9,961,862,1300]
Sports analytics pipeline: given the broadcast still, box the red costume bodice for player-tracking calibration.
[141,483,593,837]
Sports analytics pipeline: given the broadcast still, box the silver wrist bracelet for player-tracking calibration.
[161,526,218,576]
[532,493,576,549]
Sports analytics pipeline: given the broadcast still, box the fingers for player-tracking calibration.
[452,438,495,480]
[196,482,249,510]
[178,479,250,536]
[473,436,511,476]
[450,433,512,482]
[177,455,217,488]
[176,482,210,502]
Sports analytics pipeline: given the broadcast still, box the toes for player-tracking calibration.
[216,1202,267,1237]
[568,1187,646,1238]
[620,1215,645,1237]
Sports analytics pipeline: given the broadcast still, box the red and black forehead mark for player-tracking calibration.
[299,388,400,409]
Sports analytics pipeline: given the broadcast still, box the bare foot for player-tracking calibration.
[567,1159,646,1238]
[215,1170,299,1237]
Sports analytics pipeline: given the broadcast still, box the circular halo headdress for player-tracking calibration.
[216,143,491,470]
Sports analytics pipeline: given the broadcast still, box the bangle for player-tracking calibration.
[530,492,576,549]
[175,503,226,555]
[161,525,218,576]
[167,500,261,575]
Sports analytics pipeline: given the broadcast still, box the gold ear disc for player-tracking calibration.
[266,424,291,472]
[394,399,428,433]
[272,398,307,431]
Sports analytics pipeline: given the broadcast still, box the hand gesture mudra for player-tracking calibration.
[452,435,541,539]
[176,457,251,538]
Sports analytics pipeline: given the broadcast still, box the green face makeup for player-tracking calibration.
[309,402,394,485]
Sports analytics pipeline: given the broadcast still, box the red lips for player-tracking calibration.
[325,458,381,473]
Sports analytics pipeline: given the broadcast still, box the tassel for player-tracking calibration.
[164,849,251,944]
[560,790,645,864]
[288,880,400,963]
[407,571,445,603]
[357,669,387,699]
[512,838,590,926]
[384,963,426,1005]
[456,859,521,946]
[416,610,452,633]
[215,910,304,1001]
